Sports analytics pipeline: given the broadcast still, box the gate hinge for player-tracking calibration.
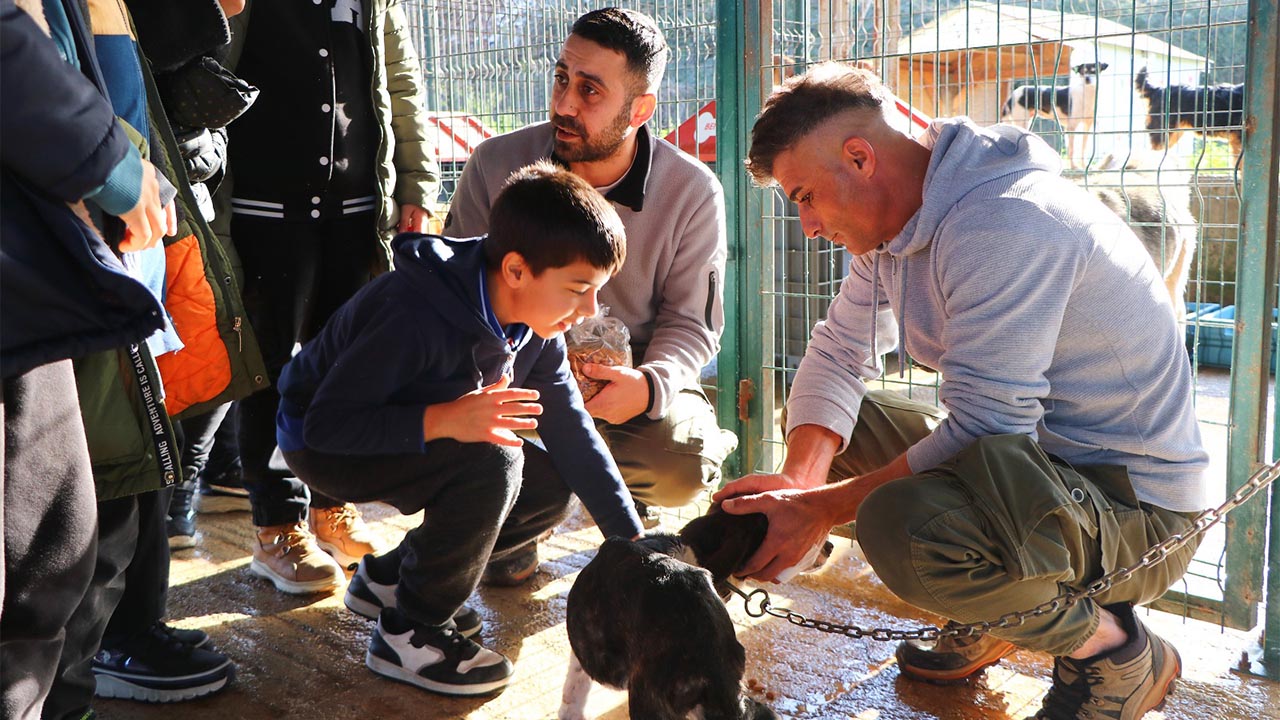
[737,379,755,422]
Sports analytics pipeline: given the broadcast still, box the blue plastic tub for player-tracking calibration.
[1192,305,1278,373]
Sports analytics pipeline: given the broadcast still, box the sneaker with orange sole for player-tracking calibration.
[480,544,539,587]
[896,624,1018,684]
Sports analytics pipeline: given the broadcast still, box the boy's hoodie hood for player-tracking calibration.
[868,118,1063,373]
[392,233,533,381]
[393,233,526,345]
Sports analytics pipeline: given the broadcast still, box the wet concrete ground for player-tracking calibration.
[96,500,1279,719]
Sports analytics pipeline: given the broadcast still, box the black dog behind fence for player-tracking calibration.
[1134,66,1244,166]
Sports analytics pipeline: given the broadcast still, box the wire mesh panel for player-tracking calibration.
[734,0,1269,631]
[400,1,717,211]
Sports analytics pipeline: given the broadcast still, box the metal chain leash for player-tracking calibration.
[727,458,1280,642]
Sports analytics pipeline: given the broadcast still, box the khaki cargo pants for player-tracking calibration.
[840,390,1200,656]
[600,386,739,509]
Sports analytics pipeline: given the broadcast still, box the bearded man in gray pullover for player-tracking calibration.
[444,8,738,584]
[715,63,1209,720]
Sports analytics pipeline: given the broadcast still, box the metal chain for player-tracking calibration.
[728,458,1280,642]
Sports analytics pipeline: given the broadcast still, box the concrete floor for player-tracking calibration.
[96,500,1279,720]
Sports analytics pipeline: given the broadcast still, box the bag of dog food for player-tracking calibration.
[565,307,632,402]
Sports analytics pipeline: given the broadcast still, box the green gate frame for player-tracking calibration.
[1239,0,1280,676]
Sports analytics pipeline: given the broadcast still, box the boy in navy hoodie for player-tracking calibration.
[274,161,643,696]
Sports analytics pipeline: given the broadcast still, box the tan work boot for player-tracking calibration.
[1027,604,1181,720]
[480,544,539,587]
[249,522,343,594]
[896,624,1018,683]
[310,503,381,570]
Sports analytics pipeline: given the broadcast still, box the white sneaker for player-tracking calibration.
[345,555,482,637]
[366,608,512,696]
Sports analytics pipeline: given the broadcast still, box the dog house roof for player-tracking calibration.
[903,2,1205,64]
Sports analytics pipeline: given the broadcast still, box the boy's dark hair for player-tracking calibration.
[570,7,668,95]
[485,160,626,275]
[746,62,889,185]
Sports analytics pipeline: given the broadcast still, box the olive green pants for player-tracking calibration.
[837,391,1199,656]
[601,387,739,508]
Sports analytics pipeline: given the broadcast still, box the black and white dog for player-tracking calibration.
[1134,66,1243,167]
[559,510,832,720]
[1000,62,1109,169]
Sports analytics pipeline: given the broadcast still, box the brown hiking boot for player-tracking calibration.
[896,624,1018,683]
[249,522,343,595]
[1027,604,1181,720]
[481,544,539,587]
[310,503,381,570]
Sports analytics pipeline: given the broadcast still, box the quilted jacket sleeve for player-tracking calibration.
[382,0,439,210]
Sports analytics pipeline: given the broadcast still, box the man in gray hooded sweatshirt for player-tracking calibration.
[714,63,1209,720]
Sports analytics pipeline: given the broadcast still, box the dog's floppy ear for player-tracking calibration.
[679,508,768,582]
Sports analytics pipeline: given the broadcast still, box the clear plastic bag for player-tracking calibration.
[565,307,632,402]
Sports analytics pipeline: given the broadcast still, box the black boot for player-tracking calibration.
[166,480,198,550]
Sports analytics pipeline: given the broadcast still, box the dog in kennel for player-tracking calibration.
[1133,66,1244,167]
[999,61,1109,169]
[1090,176,1197,316]
[559,509,832,720]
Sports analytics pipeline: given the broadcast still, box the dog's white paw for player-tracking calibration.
[559,651,593,720]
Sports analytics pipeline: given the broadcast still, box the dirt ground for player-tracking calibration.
[94,501,1280,719]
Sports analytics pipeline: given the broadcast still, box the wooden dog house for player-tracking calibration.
[891,2,1206,162]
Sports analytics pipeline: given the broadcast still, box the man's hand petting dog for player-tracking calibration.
[713,473,845,583]
[561,509,825,720]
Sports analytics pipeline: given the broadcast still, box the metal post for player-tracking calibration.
[717,0,770,476]
[715,0,743,477]
[1233,0,1280,680]
[1223,0,1280,635]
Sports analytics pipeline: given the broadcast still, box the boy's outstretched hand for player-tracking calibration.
[422,374,542,447]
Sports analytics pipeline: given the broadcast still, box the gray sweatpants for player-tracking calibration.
[840,391,1199,656]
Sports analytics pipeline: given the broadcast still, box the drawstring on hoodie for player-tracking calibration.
[868,249,910,378]
[869,252,881,372]
[896,257,908,378]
